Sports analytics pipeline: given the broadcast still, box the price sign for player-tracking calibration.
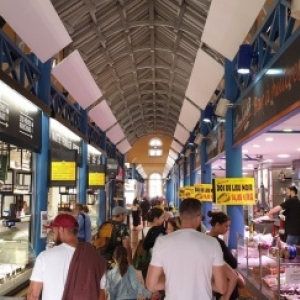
[51,162,76,181]
[89,173,105,187]
[194,184,213,202]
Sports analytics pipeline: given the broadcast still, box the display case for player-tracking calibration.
[58,187,77,212]
[238,235,300,299]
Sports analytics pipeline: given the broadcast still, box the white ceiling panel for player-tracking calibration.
[174,123,190,145]
[169,149,177,160]
[0,0,72,62]
[89,100,117,131]
[185,49,224,109]
[116,139,131,154]
[106,123,125,144]
[179,99,201,132]
[171,140,183,153]
[52,50,102,109]
[202,0,265,60]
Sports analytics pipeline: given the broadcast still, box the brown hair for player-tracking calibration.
[113,246,129,277]
[83,205,89,213]
[75,203,83,211]
[208,211,231,227]
[147,207,164,222]
[167,217,181,231]
[179,198,202,218]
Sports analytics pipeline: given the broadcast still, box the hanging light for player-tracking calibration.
[237,44,255,74]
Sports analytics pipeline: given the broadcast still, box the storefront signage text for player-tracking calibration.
[184,186,195,198]
[88,173,105,187]
[234,32,300,144]
[213,178,255,205]
[194,184,212,202]
[178,187,185,199]
[51,161,76,181]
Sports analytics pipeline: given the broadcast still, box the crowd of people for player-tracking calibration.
[27,196,243,300]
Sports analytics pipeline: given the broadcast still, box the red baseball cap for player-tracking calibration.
[44,214,79,229]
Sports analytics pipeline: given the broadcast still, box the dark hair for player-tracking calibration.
[179,198,202,218]
[147,207,164,222]
[167,217,181,231]
[133,198,139,206]
[83,205,89,213]
[288,185,298,194]
[208,211,231,227]
[113,246,128,277]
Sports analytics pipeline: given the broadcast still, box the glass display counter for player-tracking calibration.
[238,235,300,300]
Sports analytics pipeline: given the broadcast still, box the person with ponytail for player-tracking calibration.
[208,211,240,300]
[106,246,156,300]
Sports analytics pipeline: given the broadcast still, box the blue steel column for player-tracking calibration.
[183,158,189,186]
[98,155,106,225]
[200,137,212,229]
[132,164,136,179]
[225,59,243,250]
[33,59,51,255]
[189,151,196,185]
[78,109,88,204]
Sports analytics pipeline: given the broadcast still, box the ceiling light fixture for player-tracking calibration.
[237,44,257,74]
[277,154,290,158]
[242,149,248,153]
[265,137,274,142]
[203,117,211,123]
[252,144,260,148]
[264,159,273,163]
[297,148,300,151]
[283,128,293,132]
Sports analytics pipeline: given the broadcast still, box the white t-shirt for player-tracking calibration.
[30,243,106,300]
[150,229,224,300]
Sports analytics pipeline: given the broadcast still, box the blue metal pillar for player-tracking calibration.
[33,59,51,255]
[183,158,189,186]
[225,59,243,249]
[98,155,106,225]
[189,152,196,185]
[132,164,136,179]
[200,138,212,229]
[78,109,88,204]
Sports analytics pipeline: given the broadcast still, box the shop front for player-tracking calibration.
[0,80,42,295]
[230,23,300,300]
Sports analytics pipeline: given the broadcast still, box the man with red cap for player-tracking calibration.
[27,214,106,300]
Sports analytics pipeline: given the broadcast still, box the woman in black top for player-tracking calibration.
[208,211,239,300]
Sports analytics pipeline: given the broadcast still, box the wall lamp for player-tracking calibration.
[237,44,257,74]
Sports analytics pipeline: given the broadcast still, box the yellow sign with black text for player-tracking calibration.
[51,162,76,181]
[89,173,105,186]
[194,184,213,202]
[178,188,185,199]
[184,186,195,198]
[214,178,255,205]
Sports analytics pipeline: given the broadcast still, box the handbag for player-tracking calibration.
[132,229,151,270]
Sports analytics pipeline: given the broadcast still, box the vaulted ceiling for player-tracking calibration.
[51,0,221,145]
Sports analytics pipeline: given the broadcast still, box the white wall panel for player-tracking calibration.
[116,139,131,154]
[89,100,117,131]
[179,99,201,132]
[106,123,125,144]
[185,49,223,110]
[0,0,72,62]
[174,123,190,145]
[171,140,183,153]
[202,0,265,60]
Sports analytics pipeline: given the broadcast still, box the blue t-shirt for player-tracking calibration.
[76,212,92,242]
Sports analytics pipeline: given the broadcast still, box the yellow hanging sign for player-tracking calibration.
[178,187,185,199]
[213,178,255,205]
[184,186,195,198]
[89,173,105,186]
[194,184,213,202]
[51,161,76,181]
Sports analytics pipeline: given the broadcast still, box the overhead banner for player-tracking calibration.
[233,32,300,145]
[195,184,213,202]
[213,178,255,205]
[184,186,195,198]
[178,187,185,199]
[0,81,42,151]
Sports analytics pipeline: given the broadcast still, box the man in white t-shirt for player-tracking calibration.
[27,214,106,300]
[146,198,227,300]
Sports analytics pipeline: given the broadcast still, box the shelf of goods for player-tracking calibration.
[238,233,300,300]
[0,241,35,295]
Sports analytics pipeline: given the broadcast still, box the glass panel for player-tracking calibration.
[149,138,162,147]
